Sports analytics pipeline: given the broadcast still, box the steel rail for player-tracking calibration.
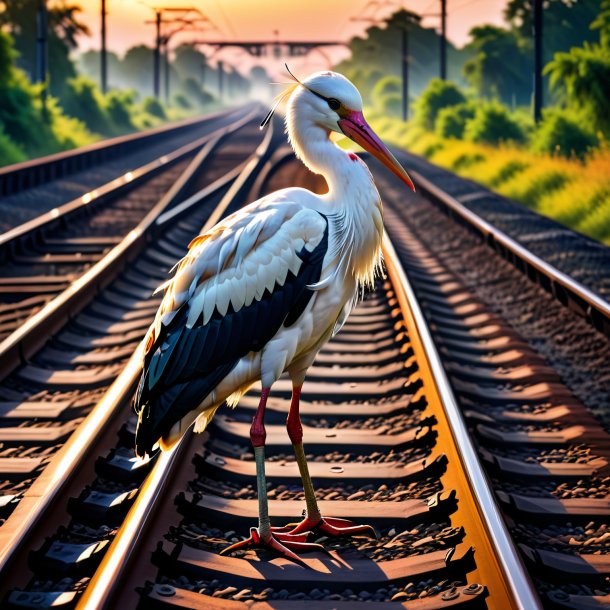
[0,107,259,380]
[0,106,250,256]
[78,149,532,608]
[76,121,277,610]
[410,169,610,337]
[0,106,242,197]
[383,234,542,610]
[0,111,264,579]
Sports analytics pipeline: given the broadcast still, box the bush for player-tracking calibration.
[106,90,135,132]
[381,93,403,118]
[0,126,25,165]
[435,102,476,138]
[62,77,111,135]
[413,79,466,130]
[464,102,525,145]
[531,109,598,159]
[142,96,166,119]
[372,76,401,108]
[182,77,214,107]
[173,92,192,110]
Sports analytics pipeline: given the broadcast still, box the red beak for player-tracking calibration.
[338,110,415,192]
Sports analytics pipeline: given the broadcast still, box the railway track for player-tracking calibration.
[0,107,266,526]
[0,108,241,200]
[0,110,607,609]
[0,106,256,344]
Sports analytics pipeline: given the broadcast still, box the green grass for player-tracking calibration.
[371,116,610,245]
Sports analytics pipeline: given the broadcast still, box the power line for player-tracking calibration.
[208,0,234,38]
[450,0,485,11]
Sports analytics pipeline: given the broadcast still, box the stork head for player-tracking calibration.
[277,69,415,192]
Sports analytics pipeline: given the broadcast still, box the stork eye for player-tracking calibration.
[327,98,341,111]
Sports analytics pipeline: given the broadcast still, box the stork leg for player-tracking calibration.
[273,385,377,539]
[220,387,325,562]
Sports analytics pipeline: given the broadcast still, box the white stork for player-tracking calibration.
[134,69,415,562]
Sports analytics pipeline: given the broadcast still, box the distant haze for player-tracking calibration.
[75,0,508,76]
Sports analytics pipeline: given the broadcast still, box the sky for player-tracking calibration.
[75,0,509,75]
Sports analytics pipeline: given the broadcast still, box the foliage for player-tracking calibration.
[172,93,191,110]
[173,45,207,82]
[0,125,26,165]
[372,76,401,107]
[382,94,403,119]
[462,25,531,106]
[545,4,610,136]
[0,31,58,155]
[105,90,135,132]
[0,0,88,100]
[335,9,470,105]
[505,0,600,51]
[62,76,110,135]
[435,102,476,139]
[121,45,154,96]
[372,116,610,245]
[142,96,166,120]
[531,108,598,158]
[413,79,466,130]
[464,102,525,145]
[77,49,121,89]
[182,77,214,107]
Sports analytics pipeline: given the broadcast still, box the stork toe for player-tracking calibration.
[274,516,377,539]
[220,526,328,564]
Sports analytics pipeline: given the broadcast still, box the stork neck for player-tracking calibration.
[288,119,374,200]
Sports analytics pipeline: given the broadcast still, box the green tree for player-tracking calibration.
[545,0,610,134]
[0,0,89,100]
[463,25,531,106]
[0,31,93,162]
[173,44,207,82]
[413,78,466,130]
[464,102,525,144]
[122,45,154,97]
[77,49,121,89]
[62,76,111,135]
[335,9,470,106]
[531,108,598,158]
[505,0,599,53]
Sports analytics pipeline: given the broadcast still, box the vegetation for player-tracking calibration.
[335,9,470,108]
[435,103,476,139]
[340,1,610,246]
[413,79,466,130]
[530,108,598,159]
[0,31,94,165]
[0,1,244,166]
[464,103,525,145]
[369,115,610,245]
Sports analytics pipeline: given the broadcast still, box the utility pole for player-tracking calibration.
[101,0,107,93]
[146,8,208,99]
[440,0,447,80]
[35,0,48,116]
[401,25,409,120]
[164,40,170,103]
[218,60,224,101]
[533,0,543,122]
[351,4,420,121]
[154,10,162,98]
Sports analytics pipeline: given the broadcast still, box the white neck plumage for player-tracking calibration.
[285,112,384,291]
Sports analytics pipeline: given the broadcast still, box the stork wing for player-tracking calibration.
[134,200,328,455]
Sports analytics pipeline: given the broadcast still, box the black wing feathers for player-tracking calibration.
[134,215,328,456]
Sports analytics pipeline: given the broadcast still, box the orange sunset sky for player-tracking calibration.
[76,0,509,75]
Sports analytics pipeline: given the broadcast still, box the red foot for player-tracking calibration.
[273,515,377,538]
[220,526,327,563]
